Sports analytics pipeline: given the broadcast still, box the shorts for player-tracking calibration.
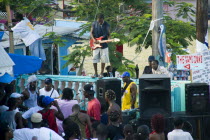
[93,47,109,63]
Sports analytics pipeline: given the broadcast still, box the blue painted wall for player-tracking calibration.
[59,37,76,75]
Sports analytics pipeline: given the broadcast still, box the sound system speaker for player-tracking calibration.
[202,115,210,140]
[185,83,210,115]
[96,79,121,107]
[139,74,171,118]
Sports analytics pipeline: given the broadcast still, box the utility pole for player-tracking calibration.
[6,4,14,53]
[196,0,208,44]
[152,0,163,57]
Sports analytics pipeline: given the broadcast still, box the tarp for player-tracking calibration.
[0,54,43,83]
[9,53,43,76]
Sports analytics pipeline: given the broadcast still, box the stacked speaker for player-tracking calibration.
[139,74,171,118]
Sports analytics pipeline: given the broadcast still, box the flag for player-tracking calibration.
[158,24,166,66]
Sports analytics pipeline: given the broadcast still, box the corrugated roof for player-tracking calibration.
[0,25,80,48]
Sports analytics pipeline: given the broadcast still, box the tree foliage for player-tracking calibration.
[69,0,196,65]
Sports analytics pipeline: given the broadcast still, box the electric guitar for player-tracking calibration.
[90,37,120,50]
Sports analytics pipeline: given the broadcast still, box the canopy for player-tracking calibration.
[9,53,43,76]
[0,53,43,83]
[0,46,15,76]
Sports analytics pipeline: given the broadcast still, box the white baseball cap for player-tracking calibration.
[10,93,23,98]
[31,113,43,123]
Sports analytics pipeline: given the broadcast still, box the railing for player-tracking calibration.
[16,75,190,111]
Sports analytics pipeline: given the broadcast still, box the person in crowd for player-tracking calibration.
[39,78,59,98]
[167,117,193,140]
[38,96,64,133]
[149,114,165,140]
[91,121,101,138]
[133,125,150,140]
[22,95,45,128]
[56,88,78,135]
[22,75,38,109]
[0,82,14,113]
[107,110,124,140]
[0,122,14,140]
[90,13,110,78]
[143,56,155,74]
[83,84,101,138]
[13,113,63,140]
[123,124,134,140]
[0,93,24,131]
[95,123,109,140]
[63,118,81,140]
[105,89,122,123]
[151,60,170,77]
[121,71,138,111]
[103,65,114,77]
[0,82,7,103]
[69,104,92,139]
[99,97,108,125]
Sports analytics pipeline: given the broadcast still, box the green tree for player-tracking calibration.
[69,0,195,64]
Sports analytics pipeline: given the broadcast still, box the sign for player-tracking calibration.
[191,50,210,85]
[176,55,204,70]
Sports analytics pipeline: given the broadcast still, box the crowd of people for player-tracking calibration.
[0,74,194,140]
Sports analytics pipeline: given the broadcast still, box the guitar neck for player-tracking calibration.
[98,39,113,43]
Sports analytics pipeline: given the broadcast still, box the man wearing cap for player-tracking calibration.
[83,84,101,138]
[0,93,24,131]
[121,72,138,111]
[22,75,38,109]
[13,113,64,140]
[143,56,155,74]
[39,78,59,98]
[38,96,64,133]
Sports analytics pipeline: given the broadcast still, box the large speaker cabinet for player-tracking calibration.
[96,79,121,107]
[185,83,210,115]
[139,74,171,118]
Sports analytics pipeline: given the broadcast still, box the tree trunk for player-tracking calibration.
[6,4,14,53]
[196,0,208,43]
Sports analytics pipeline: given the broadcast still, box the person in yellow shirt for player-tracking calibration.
[121,72,138,111]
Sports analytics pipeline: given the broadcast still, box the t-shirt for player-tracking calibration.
[13,127,64,140]
[39,88,59,98]
[55,99,78,135]
[22,106,43,119]
[167,129,193,140]
[87,98,101,121]
[86,98,101,138]
[11,18,40,46]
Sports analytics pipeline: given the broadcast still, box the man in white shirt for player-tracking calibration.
[168,117,193,140]
[151,60,171,77]
[39,78,59,98]
[14,113,63,140]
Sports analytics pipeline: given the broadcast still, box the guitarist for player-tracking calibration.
[90,13,110,78]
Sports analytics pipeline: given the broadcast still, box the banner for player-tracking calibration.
[176,55,204,70]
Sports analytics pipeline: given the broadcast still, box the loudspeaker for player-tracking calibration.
[139,74,171,118]
[97,79,121,107]
[202,115,210,140]
[185,83,210,115]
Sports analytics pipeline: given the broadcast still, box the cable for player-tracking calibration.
[131,18,163,61]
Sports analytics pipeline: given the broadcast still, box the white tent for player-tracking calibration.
[0,45,15,76]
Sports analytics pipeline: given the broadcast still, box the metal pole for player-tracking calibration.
[152,0,163,57]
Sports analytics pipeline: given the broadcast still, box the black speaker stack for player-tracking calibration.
[95,76,210,140]
[139,74,171,118]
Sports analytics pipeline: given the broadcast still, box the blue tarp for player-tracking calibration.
[9,53,43,76]
[0,54,43,83]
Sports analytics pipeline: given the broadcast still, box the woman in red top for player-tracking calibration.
[38,96,64,133]
[149,114,165,140]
